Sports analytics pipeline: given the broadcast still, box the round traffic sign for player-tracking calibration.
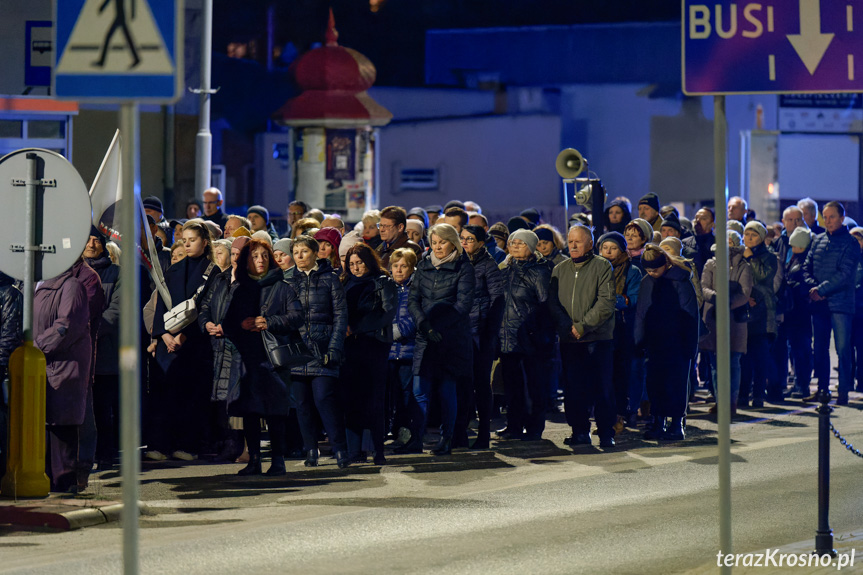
[0,148,92,281]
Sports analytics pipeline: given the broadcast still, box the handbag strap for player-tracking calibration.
[192,262,218,303]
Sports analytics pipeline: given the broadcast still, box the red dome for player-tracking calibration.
[277,9,391,128]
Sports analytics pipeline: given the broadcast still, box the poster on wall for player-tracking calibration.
[778,94,863,133]
[326,129,356,180]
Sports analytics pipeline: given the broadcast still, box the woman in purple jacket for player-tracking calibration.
[35,268,91,493]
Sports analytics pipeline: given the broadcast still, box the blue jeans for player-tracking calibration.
[813,312,854,395]
[707,351,742,405]
[412,374,457,440]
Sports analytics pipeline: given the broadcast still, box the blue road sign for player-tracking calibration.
[53,0,183,102]
[683,0,863,94]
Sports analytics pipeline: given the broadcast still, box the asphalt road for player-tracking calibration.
[2,395,863,575]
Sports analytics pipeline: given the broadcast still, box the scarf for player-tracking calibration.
[609,251,631,295]
[627,246,645,259]
[570,253,593,265]
[431,249,459,269]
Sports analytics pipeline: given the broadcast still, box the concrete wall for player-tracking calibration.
[378,114,563,227]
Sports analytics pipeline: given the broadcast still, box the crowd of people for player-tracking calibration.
[1,186,860,493]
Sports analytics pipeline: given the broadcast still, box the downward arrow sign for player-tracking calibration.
[787,0,835,75]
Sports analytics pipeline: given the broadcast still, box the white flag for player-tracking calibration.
[89,130,171,307]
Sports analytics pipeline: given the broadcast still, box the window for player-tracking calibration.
[399,168,438,191]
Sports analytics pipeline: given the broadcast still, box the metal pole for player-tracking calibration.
[714,95,732,575]
[815,389,836,557]
[119,102,141,575]
[194,0,213,197]
[22,153,37,341]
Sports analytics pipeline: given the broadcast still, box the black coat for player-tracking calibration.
[468,247,506,346]
[634,265,700,359]
[344,273,398,343]
[87,254,121,375]
[499,255,552,356]
[0,272,22,373]
[221,268,302,417]
[681,232,715,276]
[198,269,237,400]
[284,259,347,378]
[152,254,216,373]
[408,251,475,378]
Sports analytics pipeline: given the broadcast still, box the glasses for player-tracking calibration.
[508,239,526,247]
[376,223,395,231]
[203,201,219,206]
[459,236,476,244]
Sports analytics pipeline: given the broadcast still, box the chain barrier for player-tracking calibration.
[829,422,863,459]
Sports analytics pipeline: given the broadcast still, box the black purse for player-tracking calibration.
[259,302,314,368]
[261,329,314,368]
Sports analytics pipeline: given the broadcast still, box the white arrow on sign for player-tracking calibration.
[787,0,835,75]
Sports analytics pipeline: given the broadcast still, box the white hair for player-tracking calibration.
[568,224,594,245]
[797,197,818,216]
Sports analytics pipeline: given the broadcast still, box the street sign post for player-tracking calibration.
[53,0,183,101]
[683,0,863,95]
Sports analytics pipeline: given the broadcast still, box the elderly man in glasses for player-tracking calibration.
[376,206,423,269]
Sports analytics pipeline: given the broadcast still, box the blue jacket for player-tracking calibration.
[803,226,860,315]
[284,259,347,378]
[468,247,506,346]
[613,261,642,343]
[389,276,416,361]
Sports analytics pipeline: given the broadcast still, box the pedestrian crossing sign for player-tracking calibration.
[53,0,183,102]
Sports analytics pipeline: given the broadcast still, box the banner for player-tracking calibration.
[89,130,171,307]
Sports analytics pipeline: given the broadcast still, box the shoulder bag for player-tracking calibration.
[163,262,216,334]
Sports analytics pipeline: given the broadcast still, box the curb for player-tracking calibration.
[0,498,124,530]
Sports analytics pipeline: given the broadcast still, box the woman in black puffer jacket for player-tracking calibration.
[222,239,303,476]
[397,223,475,456]
[459,225,505,449]
[497,229,552,441]
[341,244,398,465]
[284,235,350,469]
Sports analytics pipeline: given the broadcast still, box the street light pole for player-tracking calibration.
[193,0,214,197]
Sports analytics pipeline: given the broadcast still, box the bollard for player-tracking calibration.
[814,388,836,557]
[0,342,49,498]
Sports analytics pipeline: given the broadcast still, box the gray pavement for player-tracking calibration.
[2,391,863,574]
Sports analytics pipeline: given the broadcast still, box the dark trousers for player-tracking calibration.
[561,340,615,438]
[854,316,863,391]
[343,337,389,457]
[813,312,854,395]
[770,321,790,396]
[740,333,771,403]
[94,374,119,463]
[612,332,633,416]
[293,375,347,453]
[243,415,286,458]
[146,357,211,455]
[46,425,78,492]
[646,352,691,419]
[387,359,414,436]
[455,341,494,440]
[500,353,547,437]
[787,311,813,392]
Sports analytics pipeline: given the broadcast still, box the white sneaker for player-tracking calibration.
[172,450,198,461]
[144,450,168,461]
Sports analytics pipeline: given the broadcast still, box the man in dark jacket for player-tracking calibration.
[803,201,860,405]
[682,208,716,276]
[548,225,617,447]
[376,206,423,269]
[83,229,121,469]
[202,187,230,231]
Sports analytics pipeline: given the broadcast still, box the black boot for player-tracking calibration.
[303,448,319,467]
[266,455,287,476]
[335,450,351,469]
[431,437,452,456]
[643,417,667,440]
[470,430,490,450]
[237,454,262,476]
[393,437,423,454]
[662,417,685,441]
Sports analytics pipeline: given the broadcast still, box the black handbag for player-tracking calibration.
[261,329,314,368]
[731,304,751,323]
